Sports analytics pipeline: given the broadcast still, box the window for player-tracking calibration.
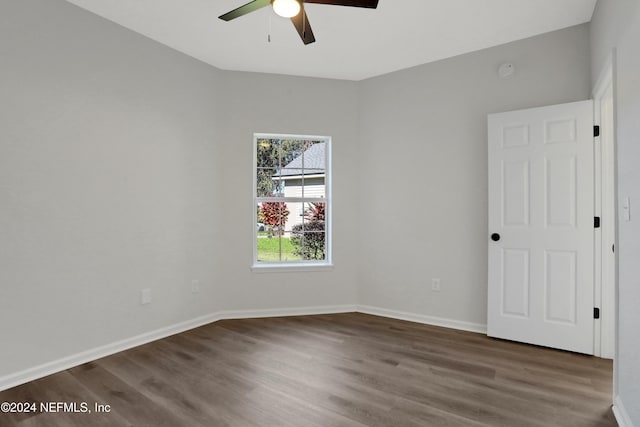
[253,134,331,269]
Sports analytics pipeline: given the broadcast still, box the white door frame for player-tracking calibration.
[592,56,616,362]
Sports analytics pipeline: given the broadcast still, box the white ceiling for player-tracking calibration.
[64,0,597,81]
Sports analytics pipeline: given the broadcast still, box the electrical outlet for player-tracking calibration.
[191,279,200,294]
[141,288,152,305]
[431,278,441,292]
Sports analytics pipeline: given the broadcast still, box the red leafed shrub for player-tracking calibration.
[305,202,325,221]
[259,202,289,232]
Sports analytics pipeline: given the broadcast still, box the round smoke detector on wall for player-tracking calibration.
[498,62,516,79]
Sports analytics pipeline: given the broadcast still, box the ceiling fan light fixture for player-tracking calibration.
[272,0,301,18]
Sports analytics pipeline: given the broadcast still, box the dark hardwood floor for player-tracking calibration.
[0,313,615,426]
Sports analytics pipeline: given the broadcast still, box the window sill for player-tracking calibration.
[251,263,334,273]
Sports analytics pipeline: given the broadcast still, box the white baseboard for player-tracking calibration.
[0,303,485,392]
[613,396,635,427]
[357,305,487,334]
[219,304,357,320]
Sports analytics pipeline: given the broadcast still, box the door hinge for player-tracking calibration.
[594,216,601,228]
[594,125,600,137]
[594,307,601,319]
[612,244,615,253]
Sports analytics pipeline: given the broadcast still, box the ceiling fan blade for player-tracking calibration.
[291,6,316,45]
[303,0,378,8]
[218,0,271,21]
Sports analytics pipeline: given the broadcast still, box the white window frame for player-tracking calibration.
[252,133,332,272]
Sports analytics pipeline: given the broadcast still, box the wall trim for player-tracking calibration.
[0,303,486,392]
[613,396,634,427]
[219,304,357,320]
[357,305,487,334]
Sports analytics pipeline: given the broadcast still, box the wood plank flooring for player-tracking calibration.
[0,313,615,426]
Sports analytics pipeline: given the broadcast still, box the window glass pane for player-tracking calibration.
[257,168,284,197]
[281,202,305,236]
[302,141,326,173]
[257,201,289,235]
[278,140,305,172]
[304,202,326,222]
[256,139,279,169]
[290,202,326,261]
[276,169,302,197]
[256,236,302,263]
[297,231,326,261]
[257,139,294,197]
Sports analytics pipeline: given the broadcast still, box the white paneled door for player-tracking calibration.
[487,101,594,354]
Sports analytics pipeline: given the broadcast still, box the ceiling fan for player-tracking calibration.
[218,0,379,45]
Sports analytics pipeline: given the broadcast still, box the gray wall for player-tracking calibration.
[591,1,640,424]
[357,25,591,326]
[0,0,225,377]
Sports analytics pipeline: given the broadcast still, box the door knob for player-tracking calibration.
[491,233,500,242]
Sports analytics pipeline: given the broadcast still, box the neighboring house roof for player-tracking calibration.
[277,143,325,177]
